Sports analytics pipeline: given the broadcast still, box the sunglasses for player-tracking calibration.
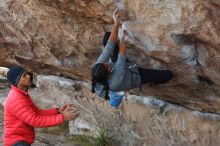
[22,72,33,81]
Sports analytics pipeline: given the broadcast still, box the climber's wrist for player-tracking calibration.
[113,23,120,28]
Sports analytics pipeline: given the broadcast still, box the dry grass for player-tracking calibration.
[40,121,69,135]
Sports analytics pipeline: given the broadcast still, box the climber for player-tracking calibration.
[91,9,173,104]
[4,66,80,146]
[102,31,126,108]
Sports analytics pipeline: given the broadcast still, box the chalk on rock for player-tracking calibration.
[116,1,125,10]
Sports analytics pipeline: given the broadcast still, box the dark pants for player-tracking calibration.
[11,141,31,146]
[103,32,173,85]
[138,67,173,84]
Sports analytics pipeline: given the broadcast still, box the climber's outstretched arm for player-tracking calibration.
[96,9,121,63]
[109,9,120,44]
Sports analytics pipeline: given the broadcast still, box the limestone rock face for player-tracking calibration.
[0,1,220,114]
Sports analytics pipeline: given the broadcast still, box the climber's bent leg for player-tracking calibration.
[138,68,173,84]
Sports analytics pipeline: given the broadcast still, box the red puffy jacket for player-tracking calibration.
[4,86,64,146]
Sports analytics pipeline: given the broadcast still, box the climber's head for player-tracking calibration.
[91,63,110,84]
[91,63,110,100]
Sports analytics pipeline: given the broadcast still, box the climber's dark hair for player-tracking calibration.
[91,63,110,100]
